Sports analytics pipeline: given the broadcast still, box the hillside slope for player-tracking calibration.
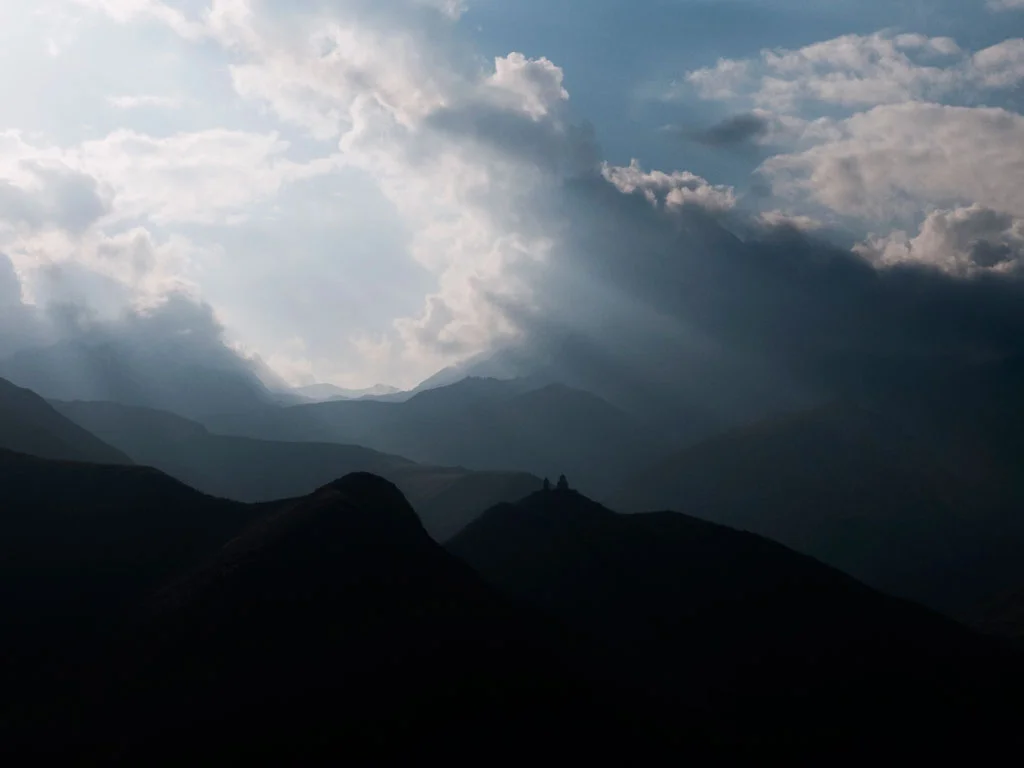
[610,401,1024,615]
[449,488,1023,749]
[0,378,131,465]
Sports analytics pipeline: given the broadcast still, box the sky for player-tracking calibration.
[1,0,1023,390]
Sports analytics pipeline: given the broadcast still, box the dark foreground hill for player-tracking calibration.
[5,453,1023,759]
[54,399,541,540]
[448,488,1024,750]
[0,377,131,465]
[12,470,668,761]
[0,450,272,751]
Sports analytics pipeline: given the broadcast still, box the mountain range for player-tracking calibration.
[4,450,1021,758]
[52,398,541,541]
[204,376,672,498]
[449,488,1022,748]
[6,350,1024,756]
[0,377,132,465]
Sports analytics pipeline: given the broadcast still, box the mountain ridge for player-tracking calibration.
[0,378,132,466]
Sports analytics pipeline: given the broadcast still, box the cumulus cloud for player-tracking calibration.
[602,160,736,212]
[855,205,1024,275]
[0,162,109,234]
[683,32,1022,110]
[1,128,339,227]
[761,103,1024,222]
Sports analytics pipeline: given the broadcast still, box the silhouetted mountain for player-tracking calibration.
[0,338,281,419]
[0,377,131,465]
[610,400,1024,617]
[977,587,1024,641]
[205,377,671,497]
[54,399,541,540]
[0,450,269,748]
[36,473,669,761]
[448,489,1023,751]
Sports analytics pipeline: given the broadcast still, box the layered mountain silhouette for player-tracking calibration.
[448,488,1023,749]
[10,465,665,760]
[977,586,1024,641]
[612,400,1024,617]
[4,452,1023,758]
[55,399,540,540]
[0,449,269,749]
[205,377,670,497]
[0,377,131,465]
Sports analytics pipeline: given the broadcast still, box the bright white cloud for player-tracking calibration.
[855,205,1024,275]
[1,128,340,226]
[761,103,1024,223]
[602,160,736,213]
[684,32,1023,110]
[107,94,182,109]
[756,210,825,231]
[8,226,202,309]
[74,129,341,224]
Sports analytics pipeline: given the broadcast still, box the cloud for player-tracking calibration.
[7,226,201,309]
[476,173,1024,437]
[0,163,109,234]
[0,253,49,358]
[760,103,1024,223]
[756,210,825,231]
[1,128,340,227]
[601,160,736,212]
[855,205,1024,275]
[683,32,1021,111]
[486,53,570,120]
[970,39,1024,88]
[0,275,281,415]
[107,94,182,109]
[684,113,770,148]
[67,0,207,39]
[989,0,1024,10]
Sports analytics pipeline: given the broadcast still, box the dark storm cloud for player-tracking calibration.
[0,165,109,234]
[480,172,1024,439]
[0,259,278,416]
[681,113,770,148]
